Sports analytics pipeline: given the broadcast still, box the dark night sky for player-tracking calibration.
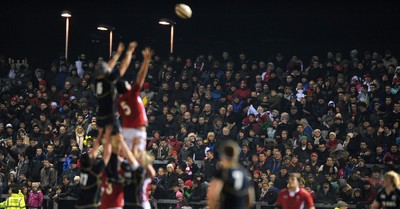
[1,0,400,68]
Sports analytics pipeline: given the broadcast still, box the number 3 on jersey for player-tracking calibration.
[120,101,132,115]
[232,170,243,190]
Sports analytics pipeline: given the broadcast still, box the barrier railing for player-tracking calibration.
[153,199,357,209]
[0,195,359,209]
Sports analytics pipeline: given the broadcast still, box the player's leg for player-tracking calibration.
[106,121,123,183]
[130,127,147,156]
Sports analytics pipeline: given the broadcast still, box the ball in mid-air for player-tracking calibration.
[175,4,192,19]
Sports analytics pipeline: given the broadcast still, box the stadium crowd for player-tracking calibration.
[0,48,399,209]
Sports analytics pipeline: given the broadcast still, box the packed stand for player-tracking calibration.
[0,49,399,208]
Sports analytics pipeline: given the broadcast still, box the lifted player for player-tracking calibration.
[117,47,151,154]
[93,41,137,154]
[116,47,155,209]
[207,140,255,209]
[93,41,137,182]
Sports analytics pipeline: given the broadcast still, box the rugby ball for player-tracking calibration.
[175,4,192,19]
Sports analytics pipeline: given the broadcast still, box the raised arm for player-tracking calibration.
[117,136,139,169]
[135,47,152,88]
[118,41,138,77]
[107,43,125,72]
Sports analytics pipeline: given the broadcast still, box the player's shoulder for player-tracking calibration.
[299,188,311,196]
[278,188,289,195]
[376,187,385,195]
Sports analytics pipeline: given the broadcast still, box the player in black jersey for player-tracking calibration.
[207,140,255,209]
[371,171,400,209]
[93,41,136,148]
[93,41,137,182]
[122,151,155,209]
[76,130,112,209]
[121,160,145,209]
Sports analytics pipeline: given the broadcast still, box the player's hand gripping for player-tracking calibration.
[142,47,152,61]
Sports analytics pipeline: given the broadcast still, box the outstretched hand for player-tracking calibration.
[142,47,152,60]
[116,42,125,55]
[126,42,138,53]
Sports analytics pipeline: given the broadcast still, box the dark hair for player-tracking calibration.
[80,152,92,169]
[116,79,129,94]
[12,186,20,194]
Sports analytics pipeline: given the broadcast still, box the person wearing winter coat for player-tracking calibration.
[27,182,43,209]
[315,180,337,204]
[40,158,57,194]
[258,182,278,204]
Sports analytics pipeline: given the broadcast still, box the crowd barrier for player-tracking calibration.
[1,195,358,209]
[153,199,357,209]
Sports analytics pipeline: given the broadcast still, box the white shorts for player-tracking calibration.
[122,127,147,151]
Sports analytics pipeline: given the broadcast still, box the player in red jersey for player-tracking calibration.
[101,171,124,209]
[101,134,140,209]
[116,47,155,209]
[275,173,315,209]
[117,47,152,154]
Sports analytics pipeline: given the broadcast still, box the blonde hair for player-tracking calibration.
[207,132,215,137]
[312,129,321,136]
[384,171,400,188]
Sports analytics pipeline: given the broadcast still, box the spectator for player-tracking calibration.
[16,153,29,180]
[184,156,198,178]
[40,158,57,194]
[27,182,43,209]
[59,159,80,183]
[193,137,206,161]
[202,149,217,182]
[157,139,172,160]
[29,147,45,182]
[62,150,80,171]
[179,138,194,161]
[164,164,178,193]
[315,180,337,204]
[274,165,289,189]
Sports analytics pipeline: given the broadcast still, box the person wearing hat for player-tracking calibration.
[3,123,16,141]
[183,180,193,199]
[193,136,207,161]
[276,173,315,209]
[140,82,155,103]
[326,132,344,152]
[309,152,319,171]
[175,190,189,209]
[315,180,337,204]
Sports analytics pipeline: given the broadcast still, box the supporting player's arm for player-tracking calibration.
[370,200,380,209]
[118,41,138,76]
[207,178,224,209]
[246,186,255,209]
[146,164,156,178]
[107,42,125,71]
[135,47,152,88]
[90,127,112,165]
[117,135,139,169]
